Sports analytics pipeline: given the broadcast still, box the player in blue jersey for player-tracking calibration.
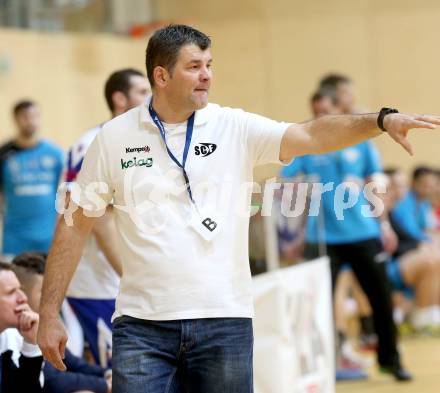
[281,86,411,381]
[0,100,64,257]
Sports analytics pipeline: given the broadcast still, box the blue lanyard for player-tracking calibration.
[148,101,196,202]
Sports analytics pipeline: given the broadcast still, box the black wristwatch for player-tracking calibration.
[377,107,399,132]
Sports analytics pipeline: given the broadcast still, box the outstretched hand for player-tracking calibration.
[384,113,440,155]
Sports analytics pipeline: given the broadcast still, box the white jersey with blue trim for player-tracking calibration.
[66,125,119,299]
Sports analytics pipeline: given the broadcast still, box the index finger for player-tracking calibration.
[59,335,67,360]
[43,345,67,371]
[409,120,437,129]
[14,304,30,313]
[19,314,32,331]
[414,115,440,125]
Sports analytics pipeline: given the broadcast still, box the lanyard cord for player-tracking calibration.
[148,101,196,203]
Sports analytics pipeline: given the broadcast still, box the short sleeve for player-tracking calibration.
[74,132,113,214]
[240,110,291,166]
[280,157,303,178]
[363,141,383,177]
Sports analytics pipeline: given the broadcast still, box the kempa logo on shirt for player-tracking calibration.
[194,143,217,157]
[125,146,151,154]
[120,157,153,169]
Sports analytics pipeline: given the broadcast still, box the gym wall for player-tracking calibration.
[1,0,439,181]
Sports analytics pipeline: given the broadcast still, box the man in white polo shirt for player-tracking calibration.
[38,24,440,392]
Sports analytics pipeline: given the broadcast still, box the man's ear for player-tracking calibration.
[111,91,128,111]
[153,66,169,88]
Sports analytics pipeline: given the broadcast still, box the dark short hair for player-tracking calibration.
[12,253,46,275]
[145,24,211,88]
[104,68,145,112]
[319,74,351,90]
[11,253,46,294]
[412,166,435,181]
[13,100,36,117]
[0,261,13,272]
[311,87,338,106]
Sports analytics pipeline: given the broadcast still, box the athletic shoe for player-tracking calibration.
[379,364,413,382]
[341,341,373,369]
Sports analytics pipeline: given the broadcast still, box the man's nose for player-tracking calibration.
[18,290,28,304]
[200,66,211,81]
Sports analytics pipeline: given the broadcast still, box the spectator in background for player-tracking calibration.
[280,88,411,381]
[385,168,440,332]
[392,166,437,242]
[320,73,359,114]
[64,69,150,367]
[0,261,42,393]
[0,100,64,258]
[12,252,112,393]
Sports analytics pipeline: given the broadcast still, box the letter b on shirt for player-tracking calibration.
[202,217,217,232]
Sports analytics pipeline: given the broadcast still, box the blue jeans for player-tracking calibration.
[112,316,253,393]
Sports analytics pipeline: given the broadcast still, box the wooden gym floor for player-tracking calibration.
[336,336,440,393]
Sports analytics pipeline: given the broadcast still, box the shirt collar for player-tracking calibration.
[139,95,211,127]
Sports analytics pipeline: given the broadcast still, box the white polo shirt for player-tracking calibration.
[75,97,291,321]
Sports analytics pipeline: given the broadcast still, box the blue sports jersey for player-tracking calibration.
[280,141,382,244]
[391,190,433,242]
[0,140,64,255]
